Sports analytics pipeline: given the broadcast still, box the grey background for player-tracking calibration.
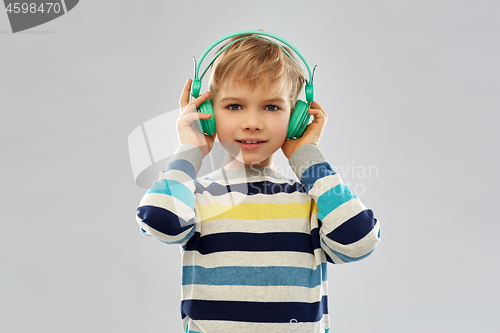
[1,0,499,332]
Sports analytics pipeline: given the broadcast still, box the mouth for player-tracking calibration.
[236,140,267,144]
[235,140,267,149]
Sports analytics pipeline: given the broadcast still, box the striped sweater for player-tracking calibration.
[136,143,381,333]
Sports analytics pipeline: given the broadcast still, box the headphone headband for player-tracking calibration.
[192,30,316,102]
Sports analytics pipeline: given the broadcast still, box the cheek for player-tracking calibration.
[213,112,232,138]
[275,113,291,135]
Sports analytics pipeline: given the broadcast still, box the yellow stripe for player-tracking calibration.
[311,200,318,216]
[197,201,312,222]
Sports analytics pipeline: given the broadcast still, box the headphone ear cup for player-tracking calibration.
[287,100,310,139]
[197,99,216,136]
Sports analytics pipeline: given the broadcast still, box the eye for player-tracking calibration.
[227,104,242,111]
[265,105,280,111]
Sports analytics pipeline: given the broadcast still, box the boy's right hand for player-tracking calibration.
[177,79,216,158]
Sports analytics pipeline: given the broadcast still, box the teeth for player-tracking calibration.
[241,141,260,144]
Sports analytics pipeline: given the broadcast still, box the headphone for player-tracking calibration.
[191,30,317,140]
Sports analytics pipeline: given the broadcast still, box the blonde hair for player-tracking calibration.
[208,32,307,109]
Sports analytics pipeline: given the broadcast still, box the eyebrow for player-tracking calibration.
[219,97,287,103]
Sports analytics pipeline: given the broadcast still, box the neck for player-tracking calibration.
[221,151,277,171]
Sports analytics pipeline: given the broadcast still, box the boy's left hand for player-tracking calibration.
[281,101,328,159]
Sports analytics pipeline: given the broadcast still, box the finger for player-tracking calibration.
[179,92,211,118]
[308,109,327,128]
[310,101,327,121]
[310,101,323,110]
[190,91,211,109]
[180,102,196,117]
[177,113,207,135]
[180,91,211,116]
[308,108,322,122]
[310,101,326,115]
[180,79,192,109]
[179,109,211,124]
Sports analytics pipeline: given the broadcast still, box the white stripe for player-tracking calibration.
[320,196,368,231]
[184,313,330,332]
[196,189,310,206]
[136,218,194,244]
[198,174,299,187]
[140,192,195,224]
[308,173,342,198]
[320,244,345,264]
[182,281,328,303]
[200,217,312,235]
[160,169,196,192]
[182,248,326,269]
[320,220,381,259]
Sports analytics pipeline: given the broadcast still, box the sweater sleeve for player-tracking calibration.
[289,144,381,264]
[136,143,203,245]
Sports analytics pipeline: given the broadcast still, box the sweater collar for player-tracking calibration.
[207,165,292,182]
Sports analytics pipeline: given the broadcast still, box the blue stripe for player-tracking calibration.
[146,179,195,209]
[326,210,376,245]
[164,159,196,180]
[185,327,202,333]
[195,179,305,196]
[182,263,328,287]
[141,226,195,245]
[321,238,375,263]
[311,227,322,251]
[184,232,315,255]
[181,295,328,323]
[317,183,356,221]
[300,162,336,193]
[324,252,335,264]
[137,206,195,238]
[317,220,336,264]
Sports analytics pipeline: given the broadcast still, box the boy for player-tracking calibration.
[136,32,381,333]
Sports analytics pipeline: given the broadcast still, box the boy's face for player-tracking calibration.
[212,78,291,169]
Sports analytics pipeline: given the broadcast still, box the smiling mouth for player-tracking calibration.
[236,140,267,144]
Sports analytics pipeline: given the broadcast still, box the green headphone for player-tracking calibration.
[191,30,317,140]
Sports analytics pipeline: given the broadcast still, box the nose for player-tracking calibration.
[241,109,264,131]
